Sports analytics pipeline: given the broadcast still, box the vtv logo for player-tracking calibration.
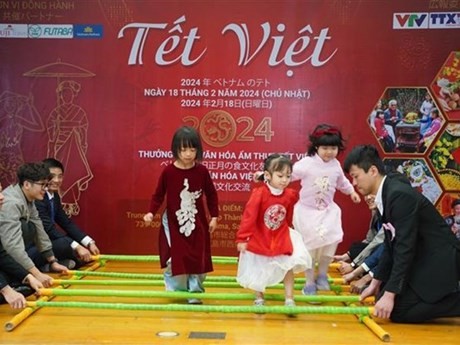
[393,13,429,29]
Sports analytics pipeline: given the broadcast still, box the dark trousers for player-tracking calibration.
[391,286,460,323]
[348,242,368,260]
[27,237,82,269]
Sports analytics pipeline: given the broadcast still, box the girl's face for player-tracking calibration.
[265,166,291,190]
[317,145,338,162]
[177,146,197,168]
[454,204,460,216]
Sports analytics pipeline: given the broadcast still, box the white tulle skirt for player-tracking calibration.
[236,229,312,292]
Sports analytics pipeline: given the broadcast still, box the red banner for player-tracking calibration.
[1,0,459,255]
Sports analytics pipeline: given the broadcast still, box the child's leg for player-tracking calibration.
[254,291,265,306]
[162,212,187,291]
[187,274,206,293]
[163,260,188,291]
[302,248,317,295]
[304,268,315,286]
[284,270,295,306]
[316,242,339,291]
[185,274,206,304]
[283,269,294,300]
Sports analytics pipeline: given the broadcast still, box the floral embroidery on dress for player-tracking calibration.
[316,223,327,240]
[314,176,330,210]
[264,204,286,230]
[175,178,202,237]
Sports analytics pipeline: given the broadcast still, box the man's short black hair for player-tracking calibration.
[17,163,50,186]
[452,199,460,209]
[42,158,65,173]
[344,144,386,174]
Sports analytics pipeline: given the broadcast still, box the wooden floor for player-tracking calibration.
[1,260,460,344]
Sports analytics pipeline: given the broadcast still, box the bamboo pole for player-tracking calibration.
[4,261,101,332]
[66,270,346,285]
[53,279,351,292]
[351,303,391,342]
[39,288,374,304]
[26,300,374,316]
[91,254,342,269]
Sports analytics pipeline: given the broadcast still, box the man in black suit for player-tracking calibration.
[344,144,460,323]
[33,158,100,269]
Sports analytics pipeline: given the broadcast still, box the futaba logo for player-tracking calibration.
[393,13,429,29]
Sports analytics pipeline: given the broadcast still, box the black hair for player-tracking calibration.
[452,199,460,209]
[257,154,293,181]
[343,144,386,174]
[376,109,384,116]
[307,124,345,156]
[42,158,65,173]
[17,162,50,186]
[431,108,439,117]
[171,126,203,161]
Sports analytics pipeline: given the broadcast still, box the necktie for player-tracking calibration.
[49,198,55,222]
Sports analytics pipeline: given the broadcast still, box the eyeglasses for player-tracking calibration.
[28,181,49,190]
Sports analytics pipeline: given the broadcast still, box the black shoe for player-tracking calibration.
[60,259,76,269]
[13,285,35,298]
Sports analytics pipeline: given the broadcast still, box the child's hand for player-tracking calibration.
[350,191,361,203]
[209,217,217,233]
[143,212,154,225]
[237,242,248,253]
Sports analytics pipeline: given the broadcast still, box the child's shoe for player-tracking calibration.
[284,298,296,317]
[253,298,265,314]
[302,284,321,304]
[316,274,330,291]
[187,298,203,304]
[254,298,265,306]
[284,298,296,307]
[302,283,317,296]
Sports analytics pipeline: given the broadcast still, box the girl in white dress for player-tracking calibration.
[291,124,361,296]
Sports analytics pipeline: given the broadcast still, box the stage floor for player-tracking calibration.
[1,260,460,344]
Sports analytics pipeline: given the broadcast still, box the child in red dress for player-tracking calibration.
[236,154,311,307]
[143,126,218,304]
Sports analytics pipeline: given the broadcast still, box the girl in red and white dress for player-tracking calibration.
[236,154,311,307]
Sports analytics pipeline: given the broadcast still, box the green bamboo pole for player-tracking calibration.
[53,279,350,293]
[67,270,345,285]
[27,300,373,315]
[41,288,369,303]
[92,255,342,273]
[4,261,102,332]
[93,254,238,264]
